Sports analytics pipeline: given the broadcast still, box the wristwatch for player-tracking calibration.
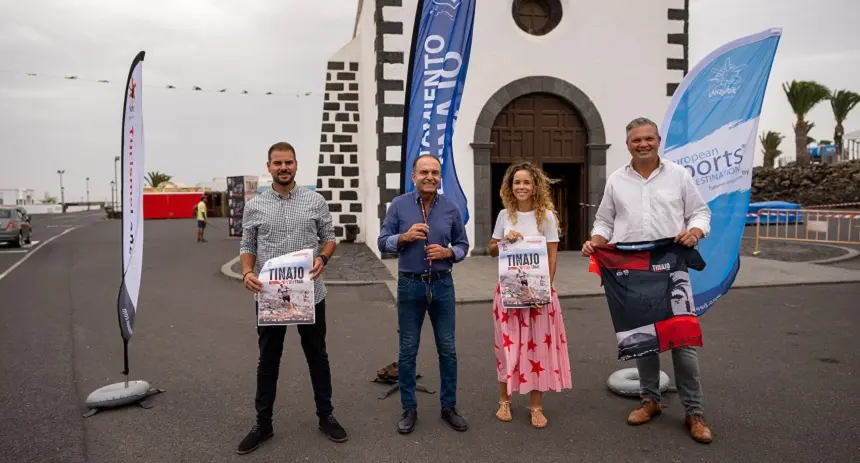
[318,255,329,266]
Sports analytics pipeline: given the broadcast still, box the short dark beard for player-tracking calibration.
[272,172,294,187]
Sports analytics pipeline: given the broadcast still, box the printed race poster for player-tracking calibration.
[256,249,315,325]
[498,236,551,309]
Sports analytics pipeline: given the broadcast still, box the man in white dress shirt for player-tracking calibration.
[582,117,714,444]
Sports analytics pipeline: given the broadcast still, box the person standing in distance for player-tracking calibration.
[196,195,208,242]
[236,142,347,455]
[582,117,713,443]
[378,154,470,435]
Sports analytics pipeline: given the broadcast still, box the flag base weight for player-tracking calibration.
[82,379,165,417]
[606,368,676,398]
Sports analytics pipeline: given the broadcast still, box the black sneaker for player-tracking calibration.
[237,423,274,455]
[441,406,468,432]
[319,414,348,443]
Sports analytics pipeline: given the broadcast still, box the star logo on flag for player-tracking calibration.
[127,77,138,112]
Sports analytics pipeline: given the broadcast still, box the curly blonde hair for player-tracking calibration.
[499,162,559,234]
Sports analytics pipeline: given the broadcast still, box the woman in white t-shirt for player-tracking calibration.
[488,162,572,429]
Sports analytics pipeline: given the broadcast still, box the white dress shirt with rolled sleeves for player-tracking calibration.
[591,158,711,243]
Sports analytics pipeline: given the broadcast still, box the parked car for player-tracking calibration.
[0,206,32,247]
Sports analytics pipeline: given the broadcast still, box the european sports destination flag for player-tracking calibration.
[401,0,475,224]
[660,28,782,315]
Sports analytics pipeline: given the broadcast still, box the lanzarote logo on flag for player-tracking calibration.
[708,58,745,100]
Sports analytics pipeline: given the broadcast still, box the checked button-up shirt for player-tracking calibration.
[239,186,336,304]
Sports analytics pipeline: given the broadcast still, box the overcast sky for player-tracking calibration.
[1,0,858,203]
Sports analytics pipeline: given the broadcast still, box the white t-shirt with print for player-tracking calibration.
[492,209,560,242]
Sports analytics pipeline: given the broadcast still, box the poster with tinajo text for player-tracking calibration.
[498,236,550,310]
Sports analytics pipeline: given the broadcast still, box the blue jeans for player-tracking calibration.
[396,273,457,410]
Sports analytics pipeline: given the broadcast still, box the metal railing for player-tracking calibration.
[752,208,860,255]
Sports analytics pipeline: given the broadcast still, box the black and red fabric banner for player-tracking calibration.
[588,238,706,361]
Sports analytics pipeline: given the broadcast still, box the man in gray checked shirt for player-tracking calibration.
[236,142,347,455]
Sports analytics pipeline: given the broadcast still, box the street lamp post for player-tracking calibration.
[86,177,90,210]
[114,156,120,211]
[57,170,66,213]
[110,181,115,213]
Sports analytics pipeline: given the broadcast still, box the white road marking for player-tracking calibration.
[0,241,39,252]
[0,227,81,282]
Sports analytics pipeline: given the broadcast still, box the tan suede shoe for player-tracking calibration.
[627,400,662,425]
[685,414,713,443]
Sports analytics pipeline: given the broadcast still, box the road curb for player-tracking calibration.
[806,245,860,264]
[220,256,391,287]
[742,237,860,265]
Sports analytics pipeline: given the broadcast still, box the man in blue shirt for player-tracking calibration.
[378,154,470,435]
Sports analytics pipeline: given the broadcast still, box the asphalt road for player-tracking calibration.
[1,218,859,462]
[0,211,106,278]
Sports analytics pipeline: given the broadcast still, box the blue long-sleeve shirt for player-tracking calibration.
[377,191,470,274]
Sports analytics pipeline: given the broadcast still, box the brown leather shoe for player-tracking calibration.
[685,414,713,443]
[627,400,662,425]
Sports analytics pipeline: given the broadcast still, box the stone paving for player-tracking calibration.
[219,216,860,302]
[381,250,860,303]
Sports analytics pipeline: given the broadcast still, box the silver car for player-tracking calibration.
[0,206,32,247]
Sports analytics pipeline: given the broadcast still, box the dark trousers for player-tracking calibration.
[255,299,333,426]
[396,273,458,410]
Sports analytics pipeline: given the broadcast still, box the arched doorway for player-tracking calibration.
[490,93,588,250]
[470,76,609,256]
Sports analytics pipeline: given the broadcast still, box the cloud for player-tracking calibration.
[0,0,356,202]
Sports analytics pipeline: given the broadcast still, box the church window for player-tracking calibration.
[512,0,562,36]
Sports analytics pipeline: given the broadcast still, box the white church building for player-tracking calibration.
[313,0,690,255]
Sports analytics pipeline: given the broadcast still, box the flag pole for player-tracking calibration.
[83,50,163,416]
[399,0,425,194]
[123,339,129,388]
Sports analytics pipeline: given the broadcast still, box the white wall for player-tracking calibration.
[348,0,682,253]
[357,0,382,252]
[24,205,101,214]
[0,188,36,206]
[391,0,682,248]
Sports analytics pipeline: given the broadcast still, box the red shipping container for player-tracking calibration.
[143,192,204,220]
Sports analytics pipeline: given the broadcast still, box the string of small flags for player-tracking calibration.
[0,69,316,97]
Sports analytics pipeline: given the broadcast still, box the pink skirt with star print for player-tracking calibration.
[493,283,572,394]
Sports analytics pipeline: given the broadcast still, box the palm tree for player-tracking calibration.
[759,131,785,168]
[783,80,831,166]
[146,171,172,188]
[831,89,860,161]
